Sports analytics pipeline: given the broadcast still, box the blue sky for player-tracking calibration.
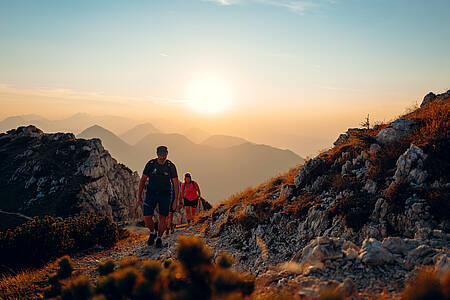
[0,0,449,154]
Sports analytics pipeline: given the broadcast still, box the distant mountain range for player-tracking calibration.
[76,125,304,204]
[201,134,248,148]
[0,113,139,135]
[119,123,161,145]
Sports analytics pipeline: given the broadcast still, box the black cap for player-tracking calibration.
[156,145,168,155]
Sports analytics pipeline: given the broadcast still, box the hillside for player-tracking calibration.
[77,125,135,165]
[201,134,249,148]
[0,126,140,230]
[194,90,450,296]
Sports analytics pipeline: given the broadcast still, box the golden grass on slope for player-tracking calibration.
[0,266,50,299]
[405,99,450,147]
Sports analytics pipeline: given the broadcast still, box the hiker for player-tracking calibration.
[181,172,201,225]
[137,145,180,248]
[166,180,181,235]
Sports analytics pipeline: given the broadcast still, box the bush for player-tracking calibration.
[98,259,115,277]
[57,256,74,279]
[0,214,119,270]
[401,268,447,300]
[47,235,255,300]
[216,252,234,269]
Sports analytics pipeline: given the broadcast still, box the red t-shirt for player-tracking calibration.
[182,181,199,201]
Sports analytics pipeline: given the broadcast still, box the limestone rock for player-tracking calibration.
[376,119,417,145]
[392,144,427,186]
[294,158,326,189]
[300,237,345,263]
[359,238,394,265]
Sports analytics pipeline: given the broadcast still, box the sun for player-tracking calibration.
[187,76,233,114]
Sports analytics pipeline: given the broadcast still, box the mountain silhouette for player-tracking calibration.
[119,123,161,145]
[201,134,248,148]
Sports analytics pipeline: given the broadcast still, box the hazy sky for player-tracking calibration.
[1,0,449,156]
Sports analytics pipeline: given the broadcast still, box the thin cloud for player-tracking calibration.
[203,0,330,14]
[0,84,185,106]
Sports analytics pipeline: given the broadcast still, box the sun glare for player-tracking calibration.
[187,76,233,114]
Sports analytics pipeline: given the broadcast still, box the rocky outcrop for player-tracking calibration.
[391,144,428,187]
[376,118,417,145]
[421,89,450,107]
[0,126,141,228]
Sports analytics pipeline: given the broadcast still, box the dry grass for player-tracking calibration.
[195,165,303,231]
[401,268,449,300]
[404,99,450,147]
[0,265,52,298]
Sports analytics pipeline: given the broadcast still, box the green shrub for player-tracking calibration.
[401,268,446,300]
[61,275,93,300]
[47,235,255,300]
[216,252,234,269]
[57,256,74,279]
[98,259,115,276]
[118,256,139,269]
[142,260,162,281]
[177,235,213,270]
[0,214,119,270]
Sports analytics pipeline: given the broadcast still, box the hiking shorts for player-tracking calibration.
[144,191,171,217]
[184,197,199,208]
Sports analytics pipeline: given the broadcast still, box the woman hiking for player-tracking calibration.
[181,172,201,225]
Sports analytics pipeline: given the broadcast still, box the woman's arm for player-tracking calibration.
[195,182,201,198]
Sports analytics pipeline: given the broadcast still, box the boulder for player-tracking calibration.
[392,144,427,186]
[300,237,345,264]
[406,245,436,265]
[421,92,437,107]
[359,238,394,265]
[381,237,418,256]
[337,278,355,297]
[376,119,417,145]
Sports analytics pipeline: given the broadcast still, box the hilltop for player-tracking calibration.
[0,126,140,231]
[193,90,450,296]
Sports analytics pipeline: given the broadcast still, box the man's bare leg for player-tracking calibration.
[158,215,168,238]
[144,216,155,232]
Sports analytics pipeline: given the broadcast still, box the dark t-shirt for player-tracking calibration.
[143,159,178,192]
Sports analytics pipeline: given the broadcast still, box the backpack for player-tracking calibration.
[147,159,173,192]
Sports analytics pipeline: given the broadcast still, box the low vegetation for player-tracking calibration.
[0,214,119,271]
[44,235,255,300]
[29,236,450,300]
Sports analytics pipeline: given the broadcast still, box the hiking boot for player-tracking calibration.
[147,233,156,246]
[155,237,163,248]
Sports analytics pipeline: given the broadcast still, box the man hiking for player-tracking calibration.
[137,146,180,248]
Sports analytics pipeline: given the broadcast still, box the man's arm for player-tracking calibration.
[137,174,148,206]
[172,177,180,210]
[180,184,185,206]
